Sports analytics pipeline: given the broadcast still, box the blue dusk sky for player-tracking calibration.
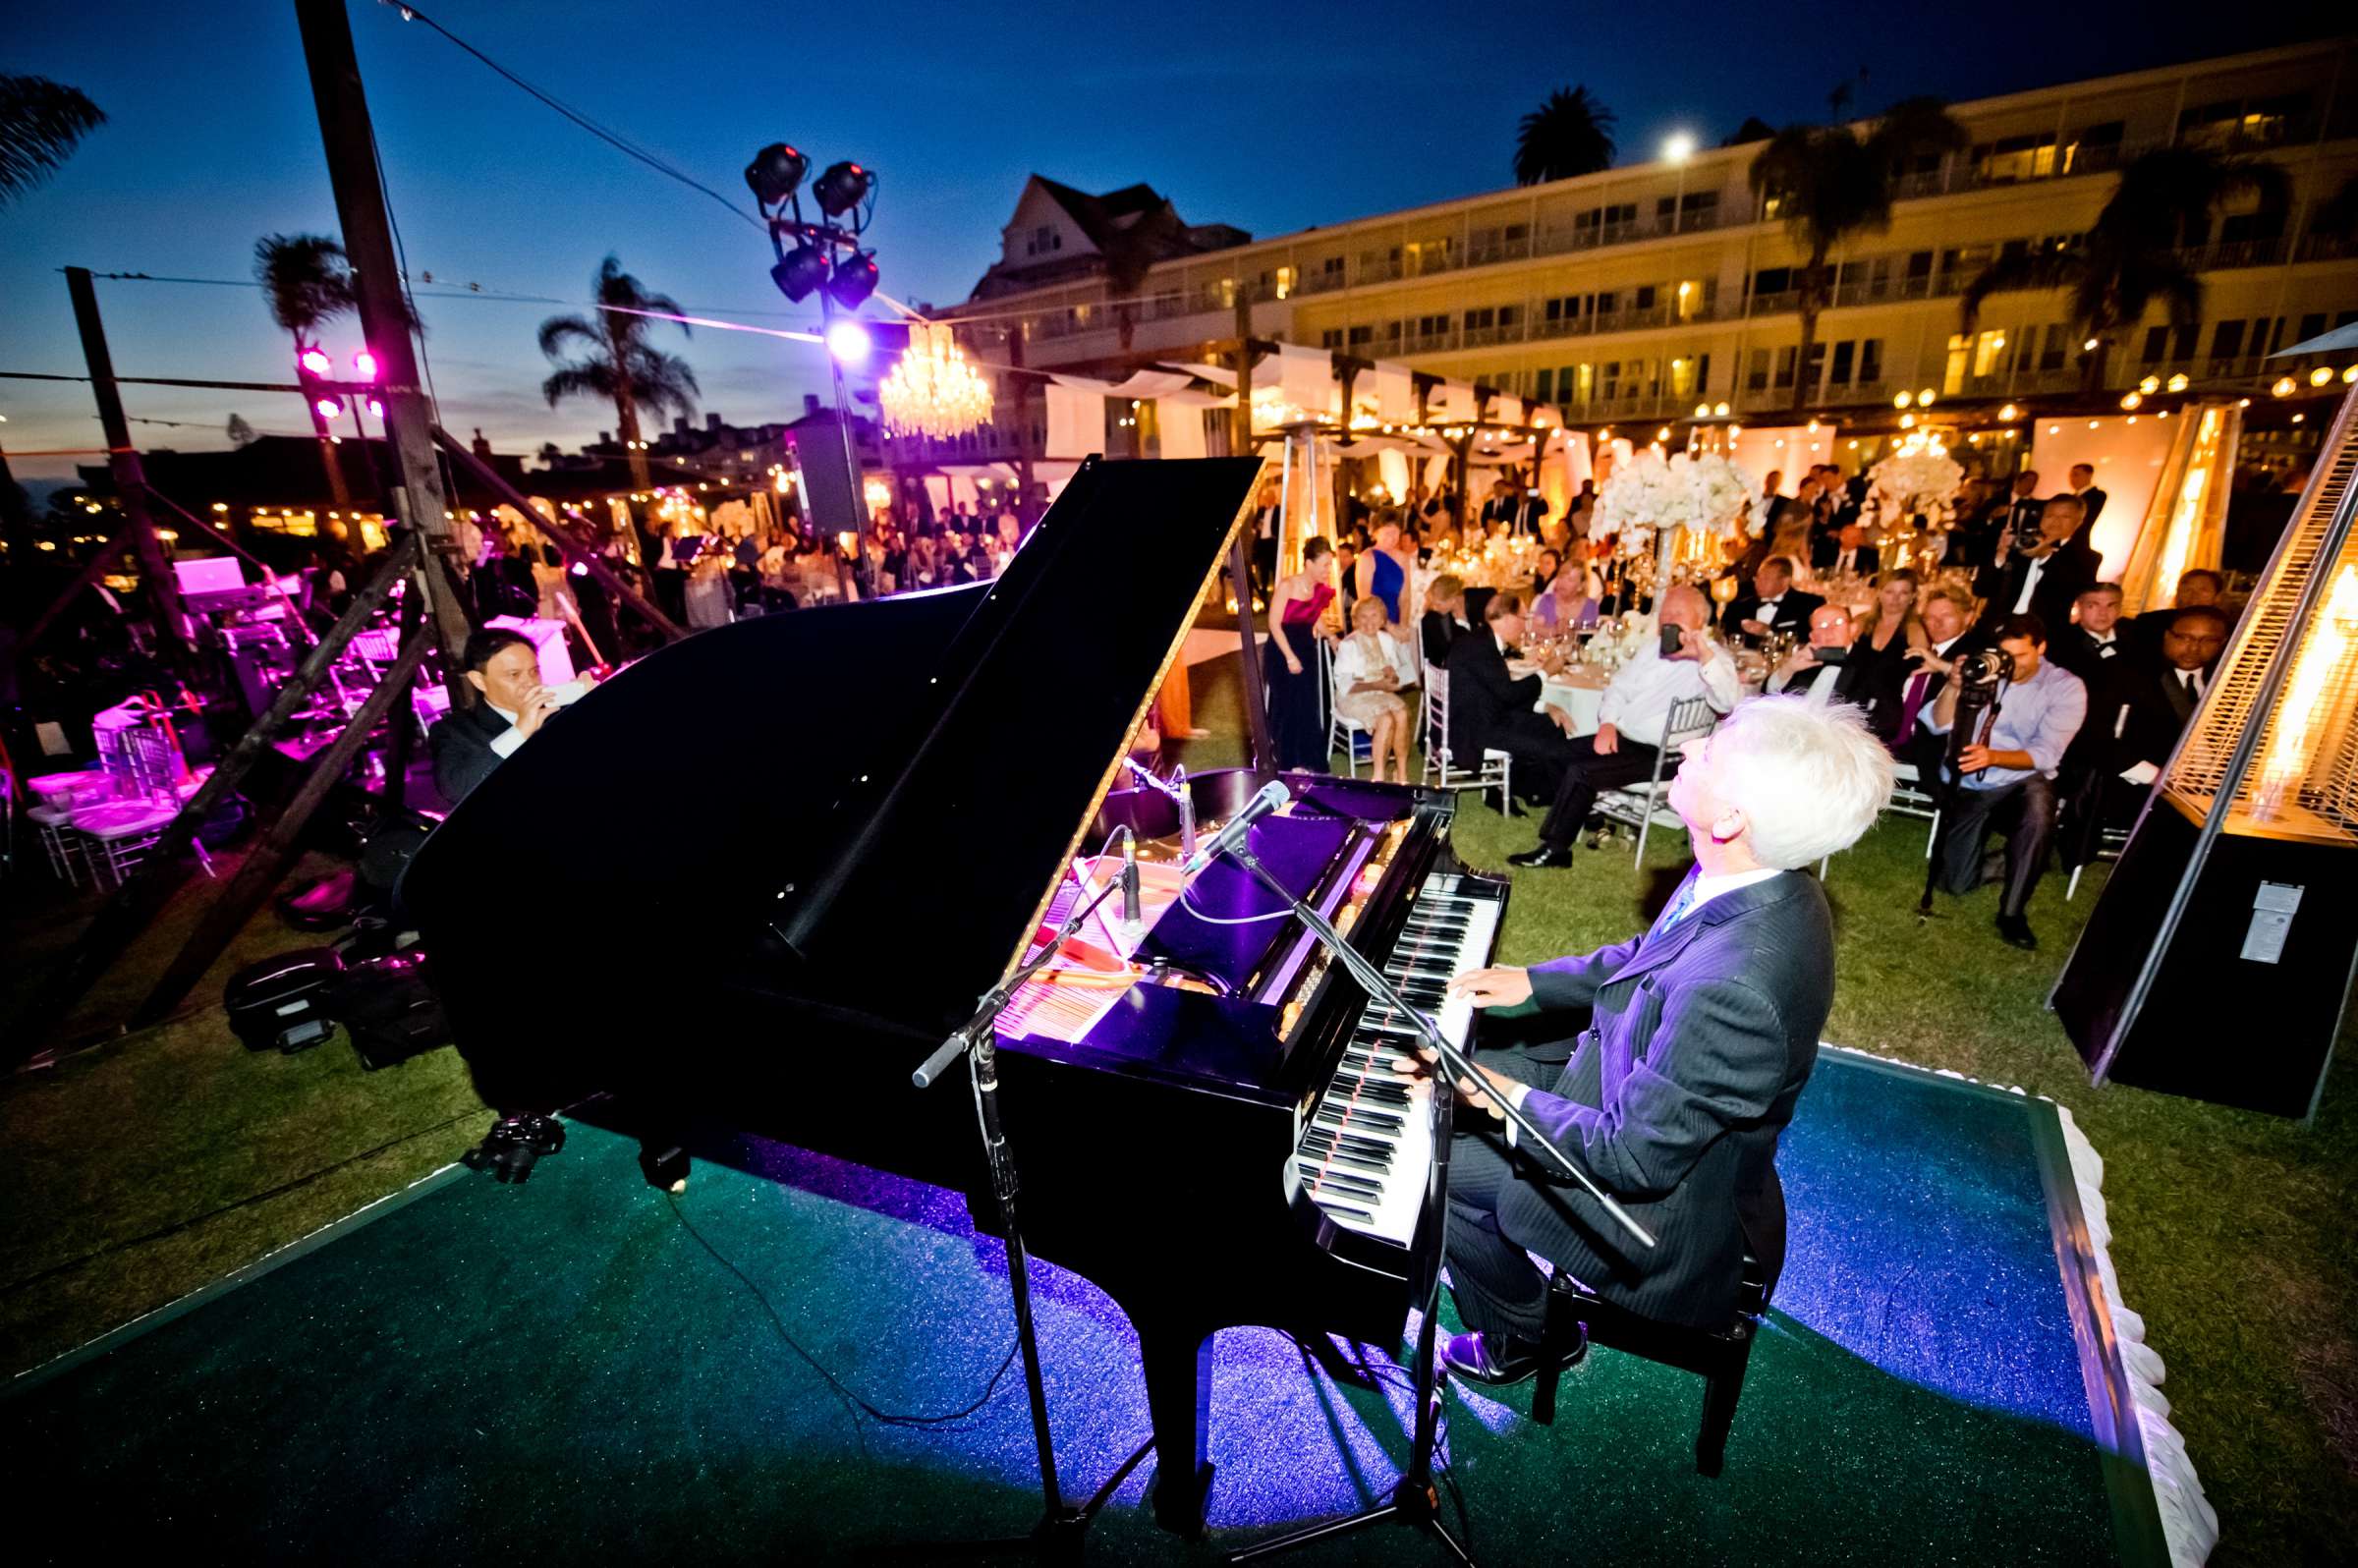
[0,0,2316,487]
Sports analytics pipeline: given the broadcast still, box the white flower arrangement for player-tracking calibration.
[1862,447,1965,532]
[1595,450,1757,557]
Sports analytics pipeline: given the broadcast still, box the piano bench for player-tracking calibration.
[1531,1252,1770,1479]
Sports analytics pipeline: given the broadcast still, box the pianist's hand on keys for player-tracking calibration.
[1389,1043,1513,1122]
[1444,966,1533,1009]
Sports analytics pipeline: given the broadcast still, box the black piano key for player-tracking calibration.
[1315,1106,1403,1132]
[1303,1129,1396,1160]
[1297,1165,1385,1198]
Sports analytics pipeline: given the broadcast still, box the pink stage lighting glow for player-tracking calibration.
[364,398,385,419]
[313,397,344,420]
[298,347,333,377]
[352,349,379,381]
[826,318,871,364]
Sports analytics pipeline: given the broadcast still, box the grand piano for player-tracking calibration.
[404,456,1507,1534]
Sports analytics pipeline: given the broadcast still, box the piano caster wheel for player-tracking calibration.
[1150,1461,1213,1540]
[638,1142,690,1194]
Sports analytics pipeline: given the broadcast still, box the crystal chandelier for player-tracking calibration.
[878,322,993,439]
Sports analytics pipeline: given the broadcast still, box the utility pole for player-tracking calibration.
[64,267,189,658]
[292,0,473,706]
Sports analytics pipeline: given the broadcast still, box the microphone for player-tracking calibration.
[1118,826,1142,929]
[1179,780,1291,876]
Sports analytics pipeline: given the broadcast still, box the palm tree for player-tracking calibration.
[537,255,699,492]
[1961,145,2290,395]
[1748,96,1968,414]
[255,232,359,512]
[0,75,105,208]
[1514,86,1617,187]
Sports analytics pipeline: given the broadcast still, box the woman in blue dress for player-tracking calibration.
[1354,516,1417,632]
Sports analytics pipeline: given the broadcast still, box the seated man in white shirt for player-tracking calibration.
[1508,585,1741,868]
[429,629,591,805]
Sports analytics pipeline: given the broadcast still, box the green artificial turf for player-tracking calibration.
[3,647,2353,1566]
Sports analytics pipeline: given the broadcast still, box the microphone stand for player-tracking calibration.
[1221,841,1653,1568]
[904,856,1157,1566]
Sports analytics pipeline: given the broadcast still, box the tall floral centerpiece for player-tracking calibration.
[1588,449,1756,640]
[1594,449,1758,569]
[1860,432,1964,568]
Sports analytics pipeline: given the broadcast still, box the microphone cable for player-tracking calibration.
[663,1190,1021,1435]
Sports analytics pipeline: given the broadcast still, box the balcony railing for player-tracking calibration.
[2175,237,2291,271]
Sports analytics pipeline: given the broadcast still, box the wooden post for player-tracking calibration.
[292,0,472,704]
[64,267,188,657]
[1231,289,1255,456]
[1006,325,1039,526]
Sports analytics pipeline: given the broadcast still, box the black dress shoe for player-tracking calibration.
[1506,844,1573,868]
[1439,1325,1587,1387]
[1995,913,2039,951]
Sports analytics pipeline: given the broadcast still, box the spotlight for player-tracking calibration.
[2166,374,2190,392]
[1713,402,1730,417]
[826,250,880,308]
[352,349,379,382]
[2139,375,2161,394]
[1998,403,2019,420]
[813,161,872,218]
[770,242,830,302]
[364,397,384,419]
[744,142,809,206]
[1661,131,1697,164]
[314,396,344,421]
[1893,391,1912,409]
[826,318,871,364]
[298,346,333,377]
[2310,365,2334,387]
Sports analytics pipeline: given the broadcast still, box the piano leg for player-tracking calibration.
[1141,1324,1214,1538]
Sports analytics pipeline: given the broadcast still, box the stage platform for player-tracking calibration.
[1,1049,2189,1565]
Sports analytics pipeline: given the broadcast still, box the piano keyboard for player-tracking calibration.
[1292,872,1504,1247]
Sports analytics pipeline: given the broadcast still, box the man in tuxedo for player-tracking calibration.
[1509,586,1742,868]
[1248,481,1282,609]
[2065,463,2106,530]
[1768,604,1875,709]
[1443,590,1581,796]
[1984,494,2102,636]
[2058,605,2227,872]
[1721,556,1825,647]
[1412,698,1895,1380]
[1813,522,1881,578]
[429,629,584,806]
[2126,569,2226,658]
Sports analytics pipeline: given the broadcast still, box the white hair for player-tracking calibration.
[1707,695,1895,868]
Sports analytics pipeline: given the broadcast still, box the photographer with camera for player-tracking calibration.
[1768,603,1875,710]
[1925,613,2087,950]
[1985,493,2104,636]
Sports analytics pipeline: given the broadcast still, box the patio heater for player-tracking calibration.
[2050,381,2358,1118]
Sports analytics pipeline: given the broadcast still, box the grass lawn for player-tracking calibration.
[4,652,2353,1565]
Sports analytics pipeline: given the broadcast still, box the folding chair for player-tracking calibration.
[1593,697,1718,865]
[1419,661,1512,812]
[1323,640,1374,775]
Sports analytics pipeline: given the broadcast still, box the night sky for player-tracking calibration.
[0,0,2322,489]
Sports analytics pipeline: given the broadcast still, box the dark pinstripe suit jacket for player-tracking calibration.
[1502,868,1832,1327]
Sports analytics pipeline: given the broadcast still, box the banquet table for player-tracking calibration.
[1512,653,1769,740]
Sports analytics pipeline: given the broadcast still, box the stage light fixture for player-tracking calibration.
[826,318,871,364]
[314,396,344,421]
[770,242,830,302]
[298,346,333,377]
[364,397,385,419]
[744,142,810,206]
[352,349,379,382]
[827,250,880,308]
[813,161,872,217]
[2166,373,2190,392]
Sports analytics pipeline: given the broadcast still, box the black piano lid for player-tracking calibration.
[404,455,1269,1073]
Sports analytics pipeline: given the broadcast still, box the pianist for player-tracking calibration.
[1416,696,1893,1384]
